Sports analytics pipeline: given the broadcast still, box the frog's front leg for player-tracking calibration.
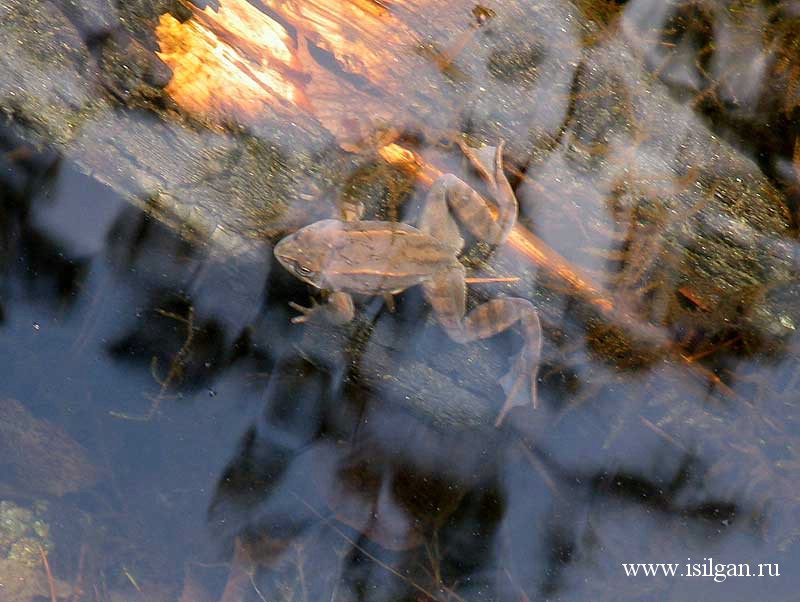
[423,265,543,427]
[289,291,355,325]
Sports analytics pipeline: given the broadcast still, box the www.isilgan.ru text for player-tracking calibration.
[622,558,780,582]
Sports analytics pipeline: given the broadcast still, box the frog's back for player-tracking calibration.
[324,220,456,294]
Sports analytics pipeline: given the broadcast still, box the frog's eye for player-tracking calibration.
[296,265,313,277]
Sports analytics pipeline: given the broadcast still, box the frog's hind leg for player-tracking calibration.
[458,140,518,243]
[456,297,542,426]
[423,266,542,426]
[419,142,517,249]
[417,174,469,252]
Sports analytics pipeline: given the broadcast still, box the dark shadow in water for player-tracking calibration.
[0,129,88,311]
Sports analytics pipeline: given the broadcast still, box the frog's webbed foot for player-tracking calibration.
[288,300,319,324]
[496,333,542,427]
[288,292,355,325]
[483,301,542,427]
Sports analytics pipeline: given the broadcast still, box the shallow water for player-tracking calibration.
[2,0,800,600]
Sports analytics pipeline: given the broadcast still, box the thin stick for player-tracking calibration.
[38,544,58,602]
[794,137,800,183]
[294,543,309,602]
[464,276,520,284]
[515,442,563,501]
[68,543,88,602]
[640,417,688,453]
[683,335,742,362]
[219,540,253,602]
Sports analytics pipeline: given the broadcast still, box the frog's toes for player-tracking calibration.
[496,356,540,426]
[288,300,318,323]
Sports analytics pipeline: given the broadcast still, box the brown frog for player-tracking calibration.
[274,143,542,426]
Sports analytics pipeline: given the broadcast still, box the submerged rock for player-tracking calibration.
[0,399,99,497]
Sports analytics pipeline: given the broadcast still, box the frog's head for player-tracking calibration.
[274,220,336,288]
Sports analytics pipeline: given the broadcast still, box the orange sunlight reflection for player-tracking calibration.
[156,0,307,120]
[155,0,451,137]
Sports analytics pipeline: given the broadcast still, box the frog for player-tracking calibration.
[274,142,542,426]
